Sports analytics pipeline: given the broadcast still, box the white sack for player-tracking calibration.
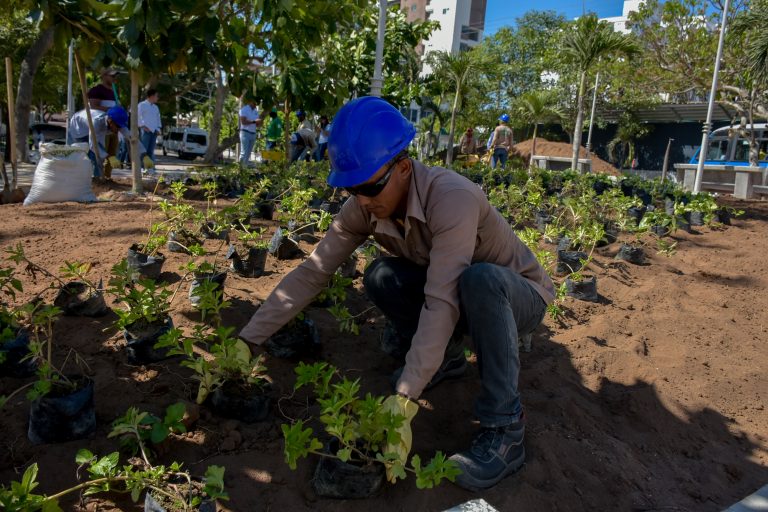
[23,143,97,205]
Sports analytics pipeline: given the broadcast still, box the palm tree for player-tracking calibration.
[516,90,563,169]
[561,14,637,172]
[427,49,491,167]
[733,2,768,86]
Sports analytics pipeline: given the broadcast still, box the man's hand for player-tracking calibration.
[381,394,419,483]
[106,156,120,169]
[142,155,154,169]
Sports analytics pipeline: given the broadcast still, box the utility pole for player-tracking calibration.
[370,0,386,97]
[694,0,731,193]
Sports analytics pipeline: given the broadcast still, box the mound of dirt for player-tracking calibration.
[515,138,619,175]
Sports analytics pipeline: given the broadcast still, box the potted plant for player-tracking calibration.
[0,407,227,511]
[639,210,673,237]
[282,362,460,499]
[158,326,272,423]
[0,263,35,378]
[127,222,167,281]
[180,247,229,314]
[686,193,719,226]
[158,182,202,254]
[2,300,97,445]
[108,260,174,364]
[5,244,107,318]
[226,224,270,278]
[564,269,599,302]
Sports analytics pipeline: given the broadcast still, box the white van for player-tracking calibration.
[162,127,208,160]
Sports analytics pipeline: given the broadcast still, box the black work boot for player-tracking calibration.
[449,419,526,491]
[389,330,467,391]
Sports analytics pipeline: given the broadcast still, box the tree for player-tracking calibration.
[426,48,493,167]
[476,11,567,110]
[560,13,637,171]
[516,90,563,167]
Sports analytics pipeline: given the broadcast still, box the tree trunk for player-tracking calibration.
[15,26,54,163]
[203,66,228,164]
[130,70,142,194]
[529,124,538,170]
[571,70,587,172]
[284,97,291,161]
[445,85,460,167]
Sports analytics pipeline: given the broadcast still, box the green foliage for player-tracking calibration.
[157,326,269,404]
[108,261,172,331]
[109,403,187,456]
[283,362,460,488]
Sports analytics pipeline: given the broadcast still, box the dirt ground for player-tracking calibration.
[1,179,767,512]
[514,138,620,176]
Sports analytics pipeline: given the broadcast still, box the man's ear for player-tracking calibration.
[398,158,413,181]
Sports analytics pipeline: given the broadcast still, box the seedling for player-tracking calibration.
[282,362,461,489]
[157,325,269,404]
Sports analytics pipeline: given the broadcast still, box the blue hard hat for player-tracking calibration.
[498,113,510,123]
[296,109,305,118]
[327,97,416,188]
[107,106,129,128]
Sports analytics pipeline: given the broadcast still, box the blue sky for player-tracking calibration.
[484,0,624,35]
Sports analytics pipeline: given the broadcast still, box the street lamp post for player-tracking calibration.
[693,0,731,194]
[370,0,386,97]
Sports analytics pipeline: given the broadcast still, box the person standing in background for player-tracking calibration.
[239,96,262,165]
[265,110,283,150]
[138,88,162,173]
[314,115,331,161]
[490,114,514,169]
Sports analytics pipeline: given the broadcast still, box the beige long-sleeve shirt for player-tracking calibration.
[239,161,555,398]
[492,124,514,151]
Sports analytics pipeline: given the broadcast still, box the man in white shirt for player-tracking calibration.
[138,88,162,172]
[239,97,262,165]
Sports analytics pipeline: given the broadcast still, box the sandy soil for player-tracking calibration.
[0,180,766,512]
[515,138,620,176]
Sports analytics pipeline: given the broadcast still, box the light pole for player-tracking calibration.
[693,0,731,193]
[370,0,386,97]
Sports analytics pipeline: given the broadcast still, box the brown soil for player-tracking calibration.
[515,138,620,176]
[1,179,767,511]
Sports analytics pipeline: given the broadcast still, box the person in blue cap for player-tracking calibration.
[239,96,554,491]
[490,114,514,169]
[69,105,152,179]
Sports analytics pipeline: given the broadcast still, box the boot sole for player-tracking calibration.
[453,447,525,492]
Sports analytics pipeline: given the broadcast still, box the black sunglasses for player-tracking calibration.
[344,157,404,197]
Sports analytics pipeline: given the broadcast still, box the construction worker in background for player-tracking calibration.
[490,114,514,169]
[239,97,554,491]
[69,106,152,179]
[87,68,121,178]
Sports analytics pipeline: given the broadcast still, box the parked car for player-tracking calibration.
[162,127,208,160]
[29,123,67,147]
[690,123,768,167]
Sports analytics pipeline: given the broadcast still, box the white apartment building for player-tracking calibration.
[601,0,642,33]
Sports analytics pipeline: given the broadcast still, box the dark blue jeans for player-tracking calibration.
[491,148,508,169]
[363,257,546,427]
[140,131,157,166]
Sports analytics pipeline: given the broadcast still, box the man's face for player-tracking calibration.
[102,73,115,86]
[149,93,159,104]
[353,158,410,219]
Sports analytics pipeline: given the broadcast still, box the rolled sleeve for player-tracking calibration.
[396,189,480,398]
[239,199,370,344]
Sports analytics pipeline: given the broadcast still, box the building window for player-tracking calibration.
[411,4,417,11]
[461,25,479,42]
[443,8,449,14]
